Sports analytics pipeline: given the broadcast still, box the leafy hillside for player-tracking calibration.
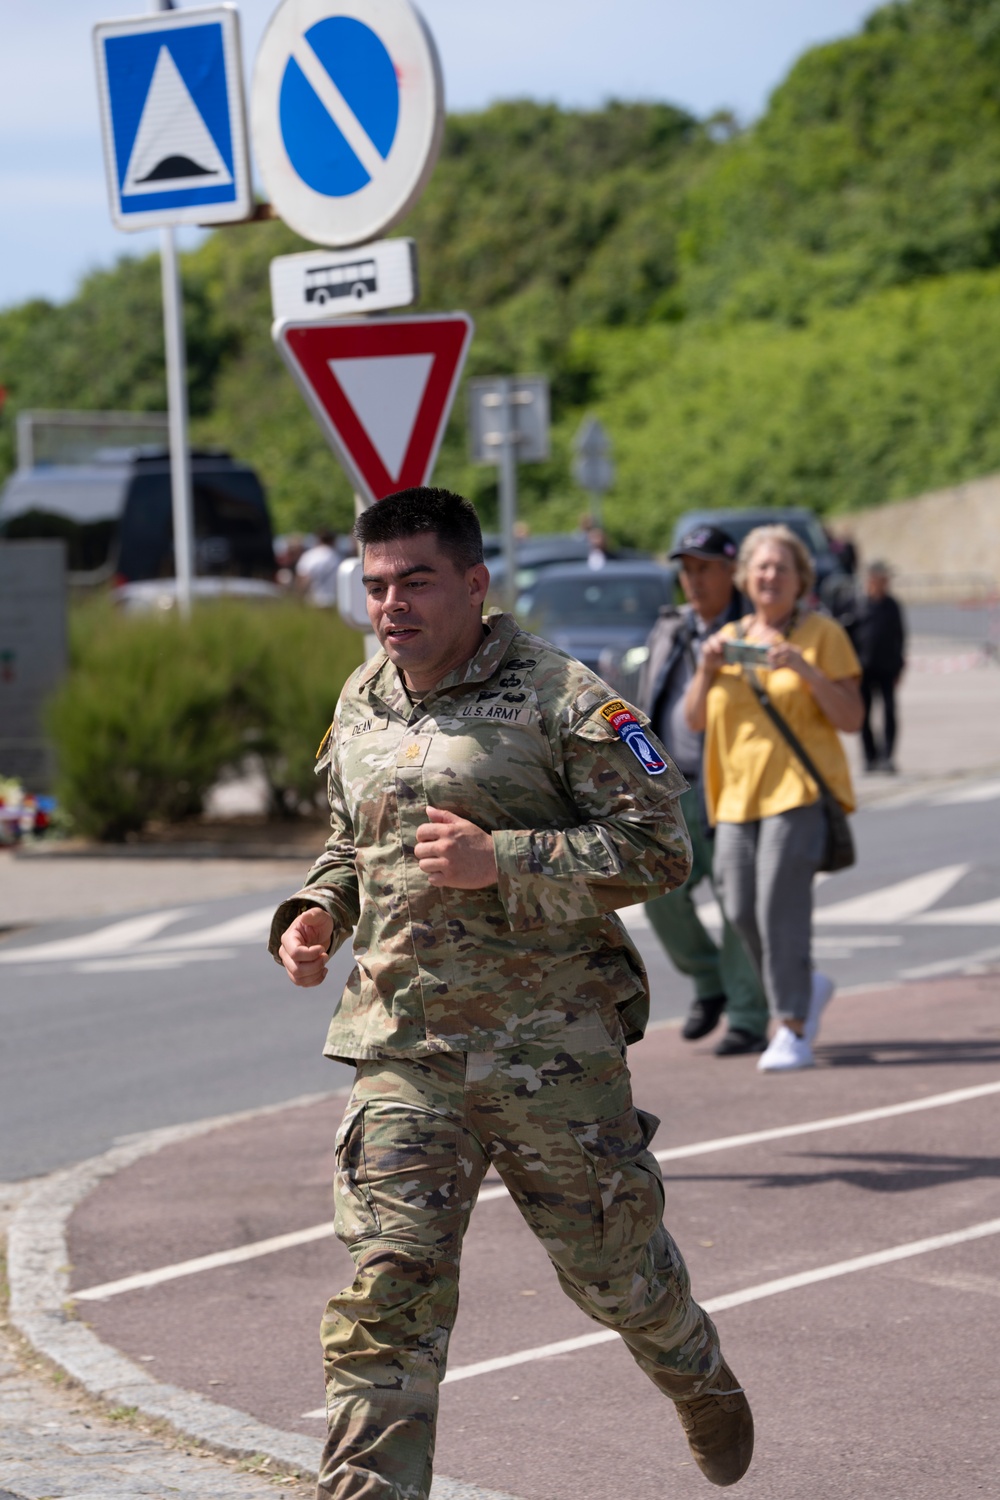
[5,0,1000,546]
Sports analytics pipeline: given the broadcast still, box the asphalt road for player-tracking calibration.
[2,776,1000,1181]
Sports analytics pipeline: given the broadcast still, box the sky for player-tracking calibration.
[0,0,878,312]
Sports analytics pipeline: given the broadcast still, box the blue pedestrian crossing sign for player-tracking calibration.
[94,5,252,232]
[252,0,444,248]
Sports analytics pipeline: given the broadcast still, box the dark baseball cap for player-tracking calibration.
[669,524,738,562]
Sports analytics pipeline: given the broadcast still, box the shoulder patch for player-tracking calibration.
[597,699,668,776]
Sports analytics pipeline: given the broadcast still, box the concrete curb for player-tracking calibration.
[6,1094,521,1500]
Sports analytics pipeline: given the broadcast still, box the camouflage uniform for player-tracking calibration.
[269,613,723,1500]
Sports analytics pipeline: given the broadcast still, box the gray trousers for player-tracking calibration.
[713,802,827,1024]
[645,785,769,1038]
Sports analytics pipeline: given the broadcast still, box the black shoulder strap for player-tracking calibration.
[742,667,836,802]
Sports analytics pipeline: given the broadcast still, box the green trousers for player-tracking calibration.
[645,785,769,1038]
[318,1009,721,1499]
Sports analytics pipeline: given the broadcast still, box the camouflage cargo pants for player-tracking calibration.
[317,1009,721,1499]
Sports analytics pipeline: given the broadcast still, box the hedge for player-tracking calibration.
[46,600,363,841]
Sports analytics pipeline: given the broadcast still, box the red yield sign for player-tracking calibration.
[274,312,474,505]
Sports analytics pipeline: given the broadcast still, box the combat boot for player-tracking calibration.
[674,1360,753,1486]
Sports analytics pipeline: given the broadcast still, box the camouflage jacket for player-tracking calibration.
[268,613,691,1060]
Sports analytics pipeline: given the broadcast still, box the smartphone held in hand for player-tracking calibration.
[722,639,772,667]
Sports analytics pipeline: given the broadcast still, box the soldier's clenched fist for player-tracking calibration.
[415,806,498,888]
[279,906,334,987]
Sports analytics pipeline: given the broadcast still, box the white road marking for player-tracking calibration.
[815,866,969,925]
[652,1078,1000,1163]
[626,864,987,936]
[931,778,1000,806]
[919,896,1000,925]
[299,1215,1000,1409]
[151,906,274,950]
[74,1221,340,1301]
[813,936,902,950]
[5,905,275,974]
[0,909,193,965]
[72,1080,1000,1306]
[76,950,237,974]
[900,944,1000,980]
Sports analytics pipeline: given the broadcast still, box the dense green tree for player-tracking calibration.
[6,1,1000,538]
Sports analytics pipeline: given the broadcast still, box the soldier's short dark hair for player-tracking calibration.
[353,487,484,573]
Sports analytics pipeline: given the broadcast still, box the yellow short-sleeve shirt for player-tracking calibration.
[704,612,860,825]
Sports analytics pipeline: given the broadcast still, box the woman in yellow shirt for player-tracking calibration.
[685,525,863,1072]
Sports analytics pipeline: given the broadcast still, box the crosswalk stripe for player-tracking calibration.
[920,896,1000,925]
[815,865,969,925]
[0,908,193,965]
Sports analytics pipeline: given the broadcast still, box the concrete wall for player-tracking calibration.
[829,473,1000,591]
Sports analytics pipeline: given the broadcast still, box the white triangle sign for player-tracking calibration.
[123,46,233,196]
[329,354,434,483]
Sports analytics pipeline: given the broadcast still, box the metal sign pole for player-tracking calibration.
[354,490,380,660]
[497,379,518,613]
[159,224,195,619]
[150,0,194,619]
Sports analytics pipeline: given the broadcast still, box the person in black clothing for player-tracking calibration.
[851,562,907,772]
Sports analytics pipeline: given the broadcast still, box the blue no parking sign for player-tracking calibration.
[94,5,252,232]
[252,0,444,247]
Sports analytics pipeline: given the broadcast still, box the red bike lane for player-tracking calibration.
[67,975,1000,1500]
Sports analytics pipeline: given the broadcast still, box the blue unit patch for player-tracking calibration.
[598,699,667,776]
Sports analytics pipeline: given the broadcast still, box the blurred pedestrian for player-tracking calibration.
[851,561,907,773]
[296,528,340,607]
[685,524,863,1073]
[638,525,770,1056]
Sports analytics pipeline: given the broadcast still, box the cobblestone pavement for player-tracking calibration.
[0,1324,314,1500]
[0,1179,311,1500]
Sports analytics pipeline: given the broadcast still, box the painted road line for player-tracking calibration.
[0,908,193,965]
[298,1215,1000,1411]
[653,1078,1000,1164]
[931,778,1000,806]
[72,1182,511,1302]
[900,944,1000,980]
[920,896,1000,925]
[814,865,969,925]
[71,1082,1000,1305]
[73,1221,340,1301]
[77,950,237,974]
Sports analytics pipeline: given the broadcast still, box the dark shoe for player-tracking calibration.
[681,993,727,1041]
[674,1360,754,1487]
[713,1027,768,1057]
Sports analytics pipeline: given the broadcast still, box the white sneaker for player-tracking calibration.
[805,972,835,1045]
[757,1026,815,1072]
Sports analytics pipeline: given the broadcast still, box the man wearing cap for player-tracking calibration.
[638,525,769,1055]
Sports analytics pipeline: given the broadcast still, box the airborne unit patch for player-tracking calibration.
[598,700,667,776]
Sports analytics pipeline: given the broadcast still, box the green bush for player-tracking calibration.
[47,600,362,841]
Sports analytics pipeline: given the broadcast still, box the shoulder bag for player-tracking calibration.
[741,663,856,874]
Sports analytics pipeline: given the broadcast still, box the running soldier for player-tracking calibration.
[270,487,753,1497]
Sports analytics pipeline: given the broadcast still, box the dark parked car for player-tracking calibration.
[516,560,677,675]
[484,532,651,602]
[0,447,275,586]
